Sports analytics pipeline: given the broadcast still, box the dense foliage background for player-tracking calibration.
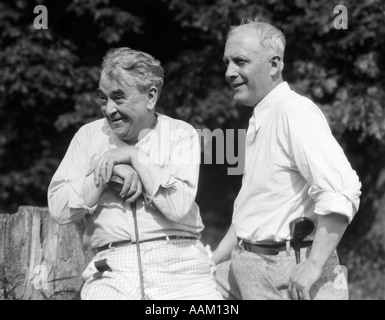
[1,0,384,299]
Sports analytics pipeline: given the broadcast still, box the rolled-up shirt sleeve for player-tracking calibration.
[47,127,96,224]
[282,103,362,223]
[143,128,201,222]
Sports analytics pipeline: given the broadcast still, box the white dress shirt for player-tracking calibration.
[233,82,362,242]
[47,113,203,248]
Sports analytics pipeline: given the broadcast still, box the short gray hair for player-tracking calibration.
[227,17,286,59]
[101,47,164,99]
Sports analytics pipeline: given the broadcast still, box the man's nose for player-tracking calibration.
[225,62,237,82]
[104,100,117,117]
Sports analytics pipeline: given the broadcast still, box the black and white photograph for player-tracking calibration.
[0,0,384,305]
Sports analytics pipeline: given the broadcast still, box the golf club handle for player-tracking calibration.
[131,199,137,212]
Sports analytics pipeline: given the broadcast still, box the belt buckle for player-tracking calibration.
[268,247,280,255]
[108,243,115,251]
[273,247,279,255]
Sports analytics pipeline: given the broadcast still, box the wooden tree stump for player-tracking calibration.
[0,206,94,300]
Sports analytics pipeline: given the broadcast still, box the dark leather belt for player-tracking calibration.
[240,239,313,256]
[97,236,197,253]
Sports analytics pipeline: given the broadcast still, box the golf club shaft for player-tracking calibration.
[132,201,145,300]
[295,250,300,264]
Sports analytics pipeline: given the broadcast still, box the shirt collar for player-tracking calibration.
[250,81,291,132]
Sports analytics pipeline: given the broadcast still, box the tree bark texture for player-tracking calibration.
[0,206,94,300]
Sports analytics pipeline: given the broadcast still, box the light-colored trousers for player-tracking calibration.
[81,239,223,300]
[215,245,349,300]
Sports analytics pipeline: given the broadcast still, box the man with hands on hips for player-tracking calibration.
[48,47,222,300]
[213,18,362,300]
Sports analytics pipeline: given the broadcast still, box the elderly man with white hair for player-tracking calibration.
[48,47,222,300]
[213,18,361,300]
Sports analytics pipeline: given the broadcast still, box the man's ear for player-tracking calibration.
[147,86,158,110]
[269,55,282,76]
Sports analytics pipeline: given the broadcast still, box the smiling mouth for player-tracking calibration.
[232,83,244,89]
[110,117,126,123]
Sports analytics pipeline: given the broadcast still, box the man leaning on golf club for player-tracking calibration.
[47,47,223,300]
[213,18,362,300]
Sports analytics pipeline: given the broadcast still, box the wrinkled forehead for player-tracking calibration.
[99,68,137,92]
